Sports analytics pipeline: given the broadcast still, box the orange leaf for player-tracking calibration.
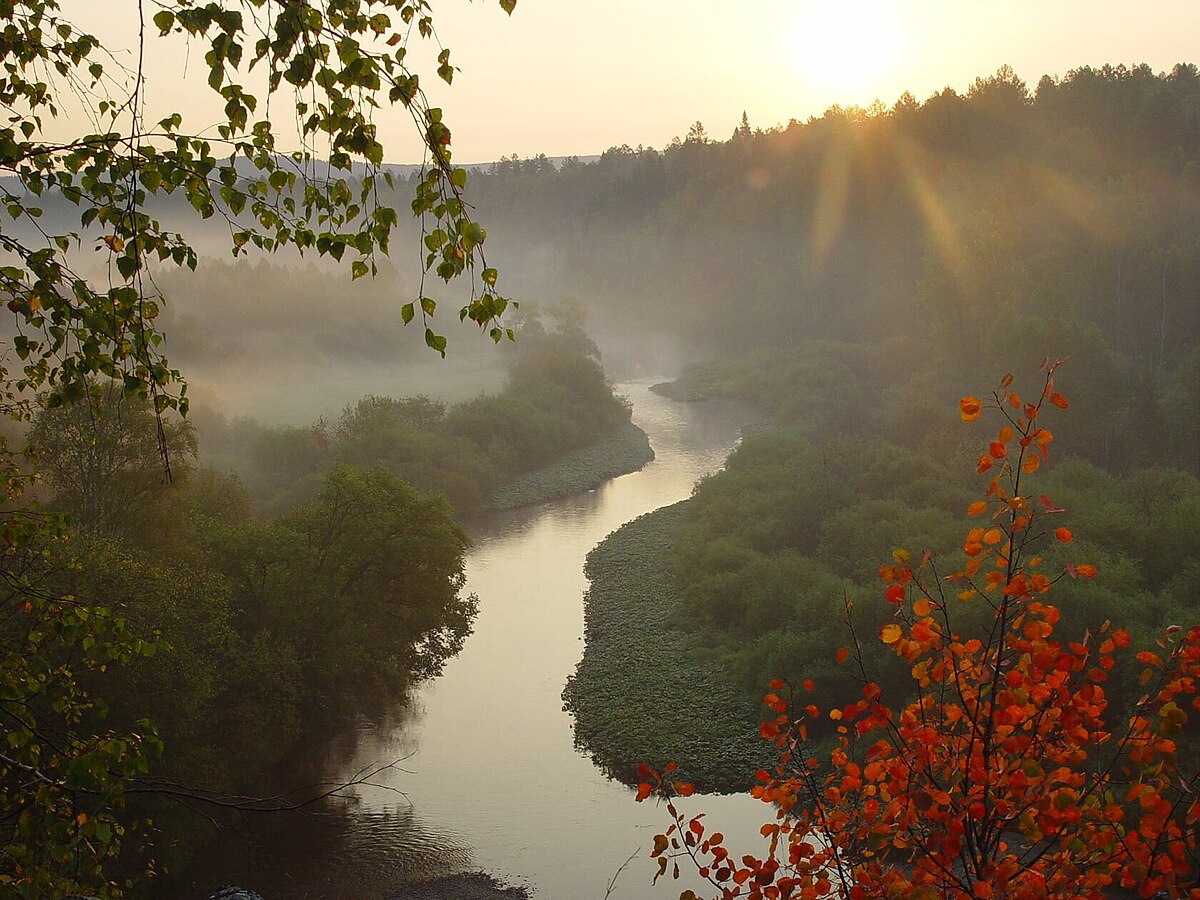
[1055,527,1072,543]
[1049,392,1068,409]
[885,584,906,604]
[912,598,933,616]
[967,501,987,517]
[1076,563,1097,578]
[835,647,849,664]
[998,425,1014,443]
[960,396,982,422]
[1021,455,1040,473]
[988,441,1006,459]
[880,623,902,644]
[636,782,653,802]
[983,528,1003,545]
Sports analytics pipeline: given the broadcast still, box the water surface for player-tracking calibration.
[191,381,770,898]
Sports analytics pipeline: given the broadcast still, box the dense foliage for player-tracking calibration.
[467,65,1200,384]
[201,317,640,514]
[564,503,770,793]
[489,420,652,510]
[2,387,475,891]
[639,369,1200,898]
[658,346,1200,747]
[2,1,522,891]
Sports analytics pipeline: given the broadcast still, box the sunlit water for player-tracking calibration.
[187,382,770,899]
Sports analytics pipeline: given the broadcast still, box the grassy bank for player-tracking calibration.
[563,502,771,793]
[488,421,653,510]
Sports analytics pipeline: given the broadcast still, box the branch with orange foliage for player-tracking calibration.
[638,361,1200,899]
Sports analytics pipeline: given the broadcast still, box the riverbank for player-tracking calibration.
[563,502,772,793]
[196,872,529,900]
[488,421,653,510]
[386,872,530,899]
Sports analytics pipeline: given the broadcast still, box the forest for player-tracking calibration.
[2,262,649,891]
[4,3,1200,892]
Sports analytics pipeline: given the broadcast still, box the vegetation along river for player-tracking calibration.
[189,381,768,898]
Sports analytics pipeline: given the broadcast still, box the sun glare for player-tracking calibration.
[786,1,906,101]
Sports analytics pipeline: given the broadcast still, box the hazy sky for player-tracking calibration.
[61,0,1200,163]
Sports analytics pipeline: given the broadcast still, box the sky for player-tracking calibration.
[59,0,1200,163]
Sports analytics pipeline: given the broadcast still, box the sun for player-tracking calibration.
[786,1,907,100]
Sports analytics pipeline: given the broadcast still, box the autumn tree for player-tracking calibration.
[638,363,1200,899]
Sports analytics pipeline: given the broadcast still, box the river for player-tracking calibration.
[188,381,769,899]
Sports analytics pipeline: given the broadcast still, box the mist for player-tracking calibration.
[6,23,1200,897]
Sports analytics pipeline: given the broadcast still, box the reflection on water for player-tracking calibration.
[183,804,475,899]
[185,382,769,899]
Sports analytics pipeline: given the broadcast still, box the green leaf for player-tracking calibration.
[153,10,174,34]
[400,302,415,325]
[424,328,447,356]
[115,255,138,279]
[351,260,368,280]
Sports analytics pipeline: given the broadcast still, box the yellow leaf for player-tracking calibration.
[880,623,902,644]
[891,547,909,563]
[912,598,932,617]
